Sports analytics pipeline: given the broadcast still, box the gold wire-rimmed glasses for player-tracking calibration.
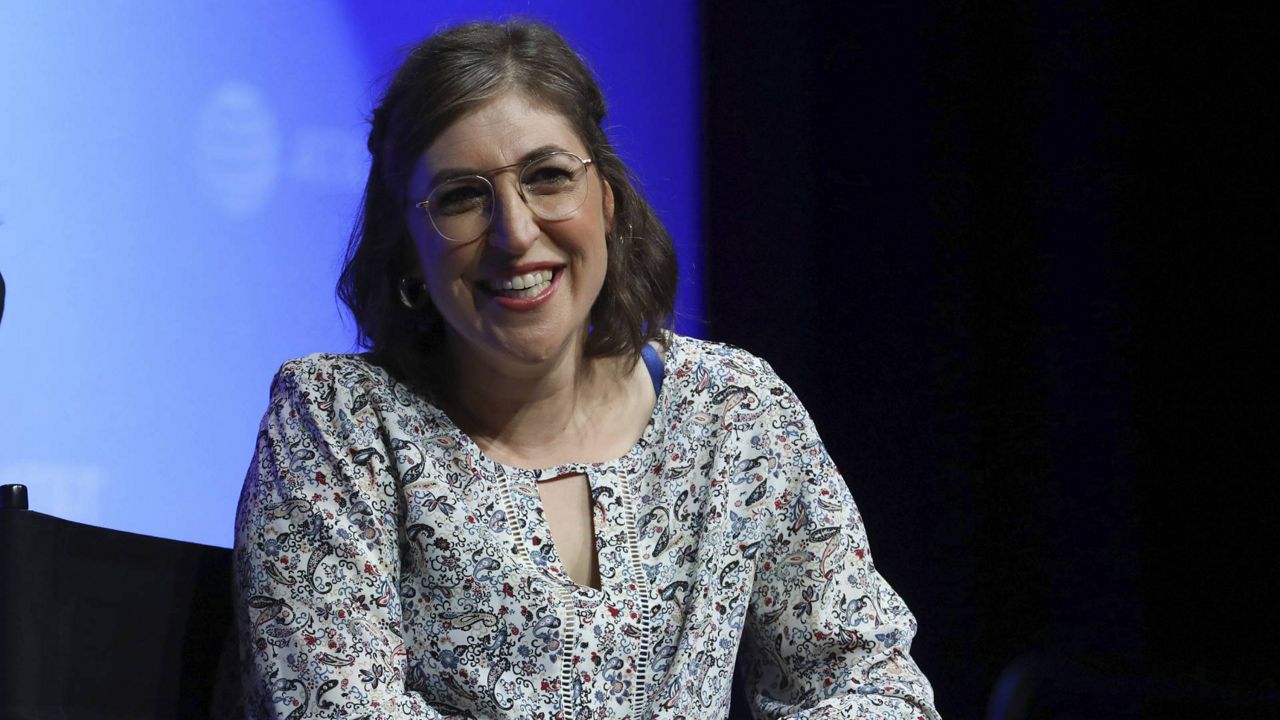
[414,150,595,243]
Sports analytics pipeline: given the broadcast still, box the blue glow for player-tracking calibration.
[0,1,701,547]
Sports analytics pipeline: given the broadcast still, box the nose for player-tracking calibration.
[486,178,541,255]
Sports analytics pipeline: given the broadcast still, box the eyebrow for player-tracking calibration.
[427,144,570,189]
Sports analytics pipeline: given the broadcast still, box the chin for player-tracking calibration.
[503,333,580,367]
[456,325,581,371]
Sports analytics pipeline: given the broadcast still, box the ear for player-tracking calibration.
[602,178,616,231]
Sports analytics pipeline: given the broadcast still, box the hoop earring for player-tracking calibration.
[398,277,430,311]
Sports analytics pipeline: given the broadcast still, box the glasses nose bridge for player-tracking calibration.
[487,170,539,250]
[488,165,531,208]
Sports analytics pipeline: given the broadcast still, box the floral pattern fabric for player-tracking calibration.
[235,333,940,719]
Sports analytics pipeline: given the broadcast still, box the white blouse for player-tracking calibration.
[234,333,940,719]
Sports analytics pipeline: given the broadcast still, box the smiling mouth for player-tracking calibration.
[482,268,557,299]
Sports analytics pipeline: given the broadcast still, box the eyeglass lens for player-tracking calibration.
[426,152,590,242]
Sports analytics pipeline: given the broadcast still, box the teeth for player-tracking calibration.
[488,269,554,297]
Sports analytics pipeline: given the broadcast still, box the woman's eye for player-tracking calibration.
[434,184,489,215]
[524,166,574,193]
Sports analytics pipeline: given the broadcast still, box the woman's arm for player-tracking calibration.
[737,372,941,720]
[235,358,474,719]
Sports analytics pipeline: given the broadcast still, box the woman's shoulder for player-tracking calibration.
[274,351,382,380]
[259,352,453,449]
[263,351,431,421]
[268,352,395,395]
[658,333,805,432]
[664,332,786,391]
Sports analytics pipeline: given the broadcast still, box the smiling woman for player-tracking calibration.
[405,93,614,374]
[233,19,940,720]
[336,21,676,398]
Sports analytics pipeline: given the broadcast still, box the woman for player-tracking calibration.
[235,20,939,720]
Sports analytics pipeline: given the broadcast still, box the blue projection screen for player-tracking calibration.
[0,1,701,547]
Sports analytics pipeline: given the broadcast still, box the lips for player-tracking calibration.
[485,268,554,298]
[476,265,566,309]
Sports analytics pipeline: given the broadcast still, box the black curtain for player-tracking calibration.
[703,2,1277,717]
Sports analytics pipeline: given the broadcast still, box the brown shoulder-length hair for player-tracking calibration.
[337,20,677,395]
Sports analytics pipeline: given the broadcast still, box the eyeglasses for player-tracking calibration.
[414,151,595,243]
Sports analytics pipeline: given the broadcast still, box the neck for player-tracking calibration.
[442,331,620,466]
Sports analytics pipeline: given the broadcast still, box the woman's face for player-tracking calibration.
[405,92,614,374]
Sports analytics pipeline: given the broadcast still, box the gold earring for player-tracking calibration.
[398,277,429,310]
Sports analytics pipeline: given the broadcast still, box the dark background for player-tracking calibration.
[703,2,1276,718]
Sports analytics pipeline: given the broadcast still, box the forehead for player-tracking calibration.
[421,92,586,172]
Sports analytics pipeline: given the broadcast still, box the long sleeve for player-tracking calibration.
[234,358,473,719]
[738,371,940,720]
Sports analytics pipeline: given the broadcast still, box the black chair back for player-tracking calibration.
[0,484,239,719]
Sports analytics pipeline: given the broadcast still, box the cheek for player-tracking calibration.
[403,213,432,273]
[419,251,451,293]
[421,243,479,299]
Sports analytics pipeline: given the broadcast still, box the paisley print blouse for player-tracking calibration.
[234,334,940,719]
